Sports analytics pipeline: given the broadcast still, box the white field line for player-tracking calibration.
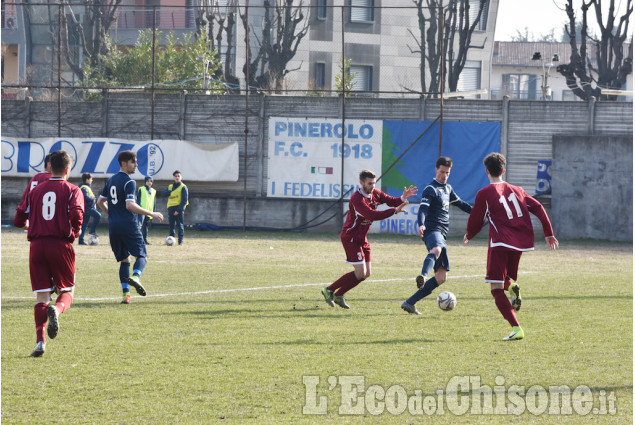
[1,272,532,302]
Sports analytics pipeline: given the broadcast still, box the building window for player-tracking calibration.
[469,0,489,31]
[349,65,372,91]
[456,60,481,97]
[350,0,373,23]
[502,73,538,100]
[315,62,326,88]
[317,0,327,19]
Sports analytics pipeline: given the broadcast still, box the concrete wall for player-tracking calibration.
[2,96,632,239]
[552,135,633,241]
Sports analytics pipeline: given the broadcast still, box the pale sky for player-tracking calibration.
[494,0,629,41]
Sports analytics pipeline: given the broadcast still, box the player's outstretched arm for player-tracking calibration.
[401,185,418,200]
[395,201,409,214]
[545,236,559,250]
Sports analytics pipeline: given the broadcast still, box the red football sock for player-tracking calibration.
[504,277,513,291]
[34,302,48,343]
[327,271,362,296]
[491,289,519,327]
[55,291,74,314]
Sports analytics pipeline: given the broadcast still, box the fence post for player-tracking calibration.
[587,96,596,135]
[419,95,426,121]
[179,90,186,140]
[101,89,109,137]
[501,95,509,158]
[256,94,265,198]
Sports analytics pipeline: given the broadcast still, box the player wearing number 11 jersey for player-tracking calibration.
[14,150,84,357]
[464,152,558,341]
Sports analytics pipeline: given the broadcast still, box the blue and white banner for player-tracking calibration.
[1,137,239,181]
[267,117,383,199]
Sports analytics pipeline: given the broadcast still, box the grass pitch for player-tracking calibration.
[1,228,632,424]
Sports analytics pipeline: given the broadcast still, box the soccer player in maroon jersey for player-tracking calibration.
[321,169,417,309]
[14,152,53,230]
[14,150,84,357]
[464,153,558,341]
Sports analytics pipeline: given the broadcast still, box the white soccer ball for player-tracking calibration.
[437,291,457,311]
[165,236,176,246]
[88,235,99,246]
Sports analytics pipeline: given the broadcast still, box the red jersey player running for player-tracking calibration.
[464,153,558,341]
[15,150,84,357]
[321,169,417,309]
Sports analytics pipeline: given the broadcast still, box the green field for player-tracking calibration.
[1,228,632,424]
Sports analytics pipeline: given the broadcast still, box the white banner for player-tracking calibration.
[1,137,239,181]
[267,117,383,199]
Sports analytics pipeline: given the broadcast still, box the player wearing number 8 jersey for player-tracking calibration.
[464,152,558,341]
[97,151,164,304]
[14,150,84,357]
[321,169,417,309]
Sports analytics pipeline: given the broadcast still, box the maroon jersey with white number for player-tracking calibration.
[19,178,84,241]
[341,188,402,243]
[465,181,553,251]
[13,172,51,228]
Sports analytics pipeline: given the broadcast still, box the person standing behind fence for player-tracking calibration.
[78,173,102,245]
[14,150,84,357]
[163,170,188,245]
[137,176,156,245]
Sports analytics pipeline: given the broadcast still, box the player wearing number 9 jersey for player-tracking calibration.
[464,152,558,341]
[14,150,84,357]
[97,150,164,304]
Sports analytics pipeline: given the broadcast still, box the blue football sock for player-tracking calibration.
[119,262,131,292]
[132,257,147,277]
[421,253,437,276]
[406,277,439,305]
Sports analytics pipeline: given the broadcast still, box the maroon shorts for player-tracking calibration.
[485,249,522,284]
[341,235,371,265]
[29,237,76,293]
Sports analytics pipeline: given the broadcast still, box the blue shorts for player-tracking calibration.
[109,227,147,262]
[423,230,450,272]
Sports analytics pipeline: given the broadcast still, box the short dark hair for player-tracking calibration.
[436,156,452,169]
[49,150,72,174]
[118,150,136,165]
[359,169,376,181]
[44,153,52,169]
[483,152,506,177]
[173,170,181,176]
[82,172,92,182]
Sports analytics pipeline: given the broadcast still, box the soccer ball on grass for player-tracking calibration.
[88,235,99,246]
[165,236,177,246]
[437,291,456,311]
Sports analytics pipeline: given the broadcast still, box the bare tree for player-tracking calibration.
[196,0,240,91]
[58,0,123,82]
[556,0,633,100]
[409,0,486,97]
[240,0,309,92]
[445,0,486,92]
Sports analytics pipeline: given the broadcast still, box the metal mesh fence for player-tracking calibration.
[2,2,453,101]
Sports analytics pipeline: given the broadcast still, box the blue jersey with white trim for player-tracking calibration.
[100,171,138,229]
[418,179,472,236]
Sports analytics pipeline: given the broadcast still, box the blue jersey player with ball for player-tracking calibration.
[401,157,472,315]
